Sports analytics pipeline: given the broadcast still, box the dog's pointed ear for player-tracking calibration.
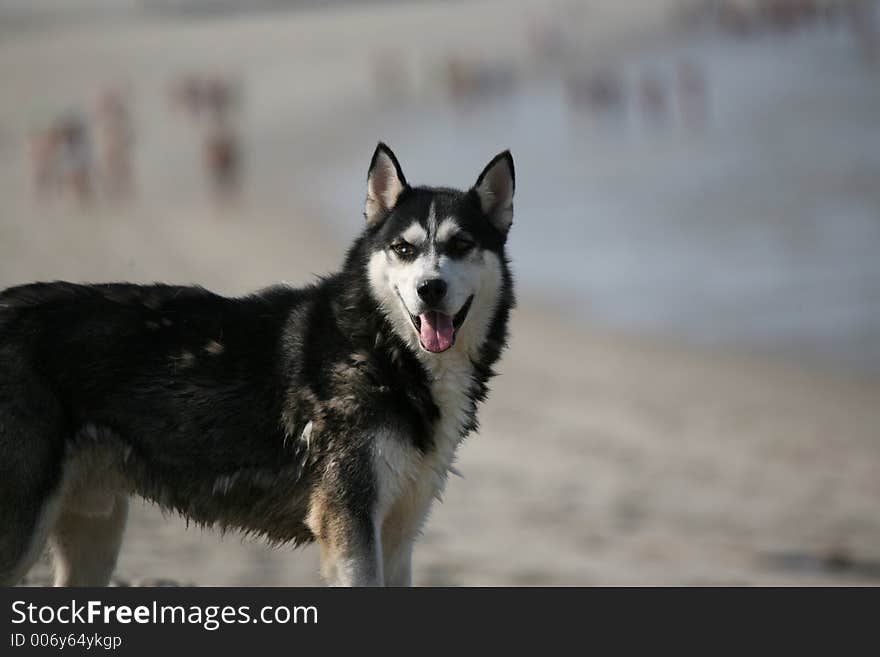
[473,150,515,236]
[365,142,407,227]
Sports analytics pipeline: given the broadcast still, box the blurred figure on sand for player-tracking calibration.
[94,84,135,201]
[169,74,243,204]
[28,112,93,205]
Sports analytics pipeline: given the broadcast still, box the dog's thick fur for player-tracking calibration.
[0,144,515,587]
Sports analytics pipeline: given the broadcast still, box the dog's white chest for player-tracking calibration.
[373,352,475,515]
[424,353,474,481]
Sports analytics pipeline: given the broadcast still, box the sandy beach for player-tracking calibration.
[3,0,879,585]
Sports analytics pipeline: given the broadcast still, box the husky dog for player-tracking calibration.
[0,144,515,587]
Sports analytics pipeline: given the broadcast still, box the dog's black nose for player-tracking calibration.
[417,279,447,306]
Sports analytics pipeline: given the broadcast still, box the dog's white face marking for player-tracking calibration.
[400,222,427,247]
[367,219,503,358]
[441,249,502,356]
[436,217,459,243]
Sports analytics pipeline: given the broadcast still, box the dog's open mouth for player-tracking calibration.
[407,295,473,353]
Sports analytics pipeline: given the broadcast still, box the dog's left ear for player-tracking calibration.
[365,142,407,227]
[473,150,515,236]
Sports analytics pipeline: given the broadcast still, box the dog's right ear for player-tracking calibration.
[365,142,407,227]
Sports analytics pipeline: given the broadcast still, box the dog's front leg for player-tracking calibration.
[307,488,383,587]
[381,483,436,587]
[317,514,383,587]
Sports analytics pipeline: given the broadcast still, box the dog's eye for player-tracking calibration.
[391,241,417,258]
[447,236,475,256]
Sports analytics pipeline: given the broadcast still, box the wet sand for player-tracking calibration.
[3,0,880,585]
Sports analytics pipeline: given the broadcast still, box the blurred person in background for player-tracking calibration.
[94,84,135,201]
[201,77,242,204]
[27,120,61,200]
[58,114,92,205]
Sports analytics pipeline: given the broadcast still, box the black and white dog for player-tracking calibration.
[0,144,515,587]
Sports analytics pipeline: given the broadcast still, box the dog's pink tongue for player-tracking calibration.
[419,311,454,352]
